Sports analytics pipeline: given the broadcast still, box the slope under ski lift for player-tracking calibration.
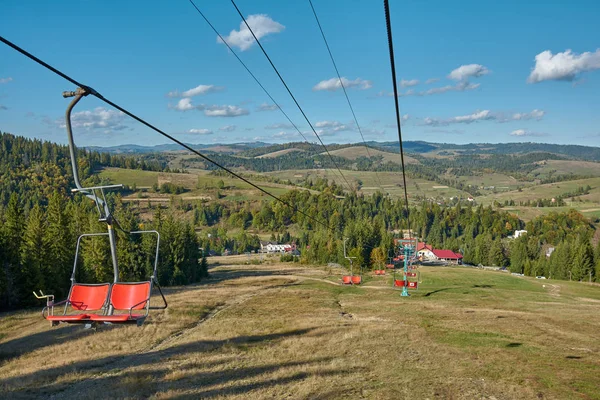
[33,87,167,327]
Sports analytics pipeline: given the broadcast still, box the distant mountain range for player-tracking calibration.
[87,141,600,161]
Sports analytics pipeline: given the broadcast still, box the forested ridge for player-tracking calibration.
[0,132,205,310]
[1,132,599,311]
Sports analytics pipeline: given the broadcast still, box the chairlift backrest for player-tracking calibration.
[110,282,151,310]
[69,283,110,311]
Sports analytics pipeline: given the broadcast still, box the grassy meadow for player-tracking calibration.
[1,262,599,399]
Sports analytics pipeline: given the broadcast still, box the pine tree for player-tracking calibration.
[2,193,24,307]
[45,191,73,297]
[20,204,47,304]
[509,239,527,273]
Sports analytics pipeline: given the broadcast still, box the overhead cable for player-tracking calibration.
[383,0,412,235]
[0,34,333,232]
[188,0,344,189]
[229,0,354,193]
[308,0,387,196]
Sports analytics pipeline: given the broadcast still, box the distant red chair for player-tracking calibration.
[351,276,362,285]
[394,279,406,287]
[342,276,352,285]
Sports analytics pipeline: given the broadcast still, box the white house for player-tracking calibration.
[260,242,293,253]
[514,230,527,238]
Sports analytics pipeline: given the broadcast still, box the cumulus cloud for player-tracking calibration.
[511,109,545,121]
[450,110,495,124]
[257,103,278,111]
[60,107,128,131]
[187,128,213,135]
[510,129,548,137]
[203,105,249,117]
[423,109,545,126]
[272,131,300,139]
[400,79,419,87]
[167,84,223,98]
[265,123,294,130]
[170,99,249,117]
[0,77,13,84]
[314,120,354,132]
[173,98,195,111]
[219,14,284,51]
[378,81,479,97]
[425,78,439,84]
[313,77,372,91]
[527,49,600,83]
[448,64,490,81]
[219,125,237,132]
[423,81,480,95]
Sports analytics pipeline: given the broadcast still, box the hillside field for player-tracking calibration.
[1,262,599,399]
[325,146,420,165]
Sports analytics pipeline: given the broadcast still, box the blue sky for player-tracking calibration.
[1,0,599,147]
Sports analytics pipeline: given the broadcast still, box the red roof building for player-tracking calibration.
[431,249,463,263]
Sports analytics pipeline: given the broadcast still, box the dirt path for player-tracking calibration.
[547,284,561,297]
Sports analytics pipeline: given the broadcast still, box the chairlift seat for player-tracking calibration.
[44,283,110,323]
[342,276,352,284]
[351,276,362,285]
[46,314,89,322]
[90,282,151,324]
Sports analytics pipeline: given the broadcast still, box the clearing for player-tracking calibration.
[1,262,599,399]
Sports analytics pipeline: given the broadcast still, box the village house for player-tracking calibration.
[260,241,295,254]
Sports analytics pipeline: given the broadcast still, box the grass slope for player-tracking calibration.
[325,146,420,165]
[256,148,306,159]
[1,263,599,399]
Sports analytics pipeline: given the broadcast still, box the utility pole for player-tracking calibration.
[343,238,357,277]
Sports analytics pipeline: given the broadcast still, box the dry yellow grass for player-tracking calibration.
[1,263,599,399]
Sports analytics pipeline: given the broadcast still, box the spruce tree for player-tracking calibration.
[20,204,47,304]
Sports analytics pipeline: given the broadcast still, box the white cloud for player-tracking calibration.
[313,77,372,91]
[265,123,293,129]
[528,49,600,83]
[257,103,278,111]
[448,64,490,81]
[188,128,213,135]
[510,129,547,137]
[379,81,479,97]
[0,77,13,84]
[272,131,299,139]
[511,109,545,121]
[219,14,284,51]
[167,84,223,98]
[61,107,128,131]
[203,105,249,117]
[423,108,545,126]
[400,79,419,87]
[173,98,195,111]
[423,81,480,95]
[450,109,494,124]
[425,78,439,84]
[219,125,237,132]
[171,99,249,117]
[314,120,354,132]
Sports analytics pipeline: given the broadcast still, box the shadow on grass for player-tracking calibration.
[0,324,102,364]
[424,287,456,297]
[506,342,522,348]
[1,327,346,398]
